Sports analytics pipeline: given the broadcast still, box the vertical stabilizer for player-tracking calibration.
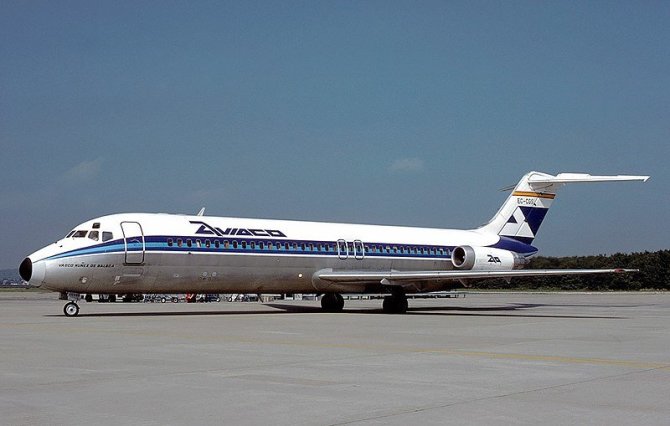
[478,172,649,244]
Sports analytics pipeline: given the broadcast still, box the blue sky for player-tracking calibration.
[1,1,668,269]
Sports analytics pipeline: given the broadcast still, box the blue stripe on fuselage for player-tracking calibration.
[43,234,539,262]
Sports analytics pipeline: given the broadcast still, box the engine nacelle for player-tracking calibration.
[451,246,527,270]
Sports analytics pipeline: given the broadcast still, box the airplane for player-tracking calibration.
[19,171,649,317]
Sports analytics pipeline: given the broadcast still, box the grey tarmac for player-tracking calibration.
[1,292,669,425]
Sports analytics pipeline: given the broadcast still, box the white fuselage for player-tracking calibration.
[22,212,536,295]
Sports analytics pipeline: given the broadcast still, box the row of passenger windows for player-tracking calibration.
[165,238,449,256]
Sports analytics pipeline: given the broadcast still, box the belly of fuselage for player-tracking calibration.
[41,251,449,294]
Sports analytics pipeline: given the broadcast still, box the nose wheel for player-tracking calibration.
[64,302,80,317]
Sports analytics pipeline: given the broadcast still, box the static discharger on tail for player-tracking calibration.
[19,171,649,316]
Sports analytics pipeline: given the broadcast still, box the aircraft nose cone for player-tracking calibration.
[19,257,32,282]
[19,257,45,287]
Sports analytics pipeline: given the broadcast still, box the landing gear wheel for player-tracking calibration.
[382,295,408,314]
[64,302,80,317]
[321,293,345,312]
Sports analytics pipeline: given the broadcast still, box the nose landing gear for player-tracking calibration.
[64,301,80,317]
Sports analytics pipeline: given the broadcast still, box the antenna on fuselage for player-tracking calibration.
[197,207,206,216]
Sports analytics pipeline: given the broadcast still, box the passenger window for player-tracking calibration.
[102,232,113,242]
[177,239,183,247]
[187,239,192,248]
[205,240,210,248]
[167,238,173,247]
[88,231,99,241]
[214,240,220,249]
[233,241,238,249]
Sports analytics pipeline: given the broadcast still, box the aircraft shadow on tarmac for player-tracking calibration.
[45,302,625,319]
[266,303,626,319]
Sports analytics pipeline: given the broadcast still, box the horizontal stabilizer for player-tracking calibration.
[528,173,649,187]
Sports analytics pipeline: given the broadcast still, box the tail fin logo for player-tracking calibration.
[500,206,549,244]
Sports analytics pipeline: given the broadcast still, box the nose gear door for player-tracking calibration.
[121,221,145,265]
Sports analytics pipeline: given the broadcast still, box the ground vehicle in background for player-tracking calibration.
[203,294,221,302]
[143,294,180,303]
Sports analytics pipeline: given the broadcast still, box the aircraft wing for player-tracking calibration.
[316,268,636,287]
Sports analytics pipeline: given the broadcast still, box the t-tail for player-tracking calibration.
[478,171,650,245]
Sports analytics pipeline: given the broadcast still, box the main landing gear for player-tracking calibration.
[320,291,409,314]
[320,293,345,312]
[382,290,408,314]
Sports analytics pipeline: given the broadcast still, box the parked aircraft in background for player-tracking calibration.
[19,171,649,316]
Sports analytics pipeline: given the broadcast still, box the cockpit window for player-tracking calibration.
[88,231,99,241]
[73,230,88,238]
[102,232,113,242]
[66,231,76,238]
[92,222,100,229]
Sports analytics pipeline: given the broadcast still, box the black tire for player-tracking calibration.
[321,293,344,312]
[64,302,80,317]
[383,295,408,314]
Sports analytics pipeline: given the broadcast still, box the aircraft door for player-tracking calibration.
[337,239,348,260]
[353,240,365,260]
[121,221,145,265]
